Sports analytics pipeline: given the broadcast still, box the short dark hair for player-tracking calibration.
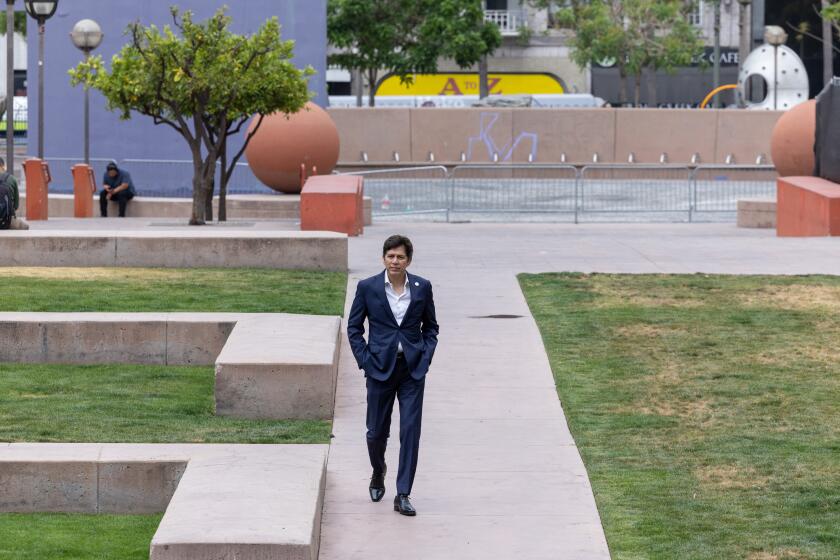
[0,157,5,167]
[106,162,118,171]
[383,235,413,260]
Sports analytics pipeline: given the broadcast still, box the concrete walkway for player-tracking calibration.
[320,222,840,560]
[320,224,620,560]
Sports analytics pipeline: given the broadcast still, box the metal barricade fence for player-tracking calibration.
[122,159,277,197]
[121,159,196,197]
[449,164,578,222]
[43,157,116,194]
[339,166,450,220]
[690,165,777,221]
[579,165,692,222]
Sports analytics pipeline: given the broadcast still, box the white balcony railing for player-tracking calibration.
[484,9,522,36]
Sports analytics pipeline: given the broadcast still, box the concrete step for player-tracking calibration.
[17,193,373,225]
[0,443,328,560]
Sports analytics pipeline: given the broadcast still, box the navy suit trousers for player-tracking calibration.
[366,355,425,496]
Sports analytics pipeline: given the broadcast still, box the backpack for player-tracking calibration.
[0,172,12,230]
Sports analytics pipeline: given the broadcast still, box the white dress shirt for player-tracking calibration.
[385,272,411,353]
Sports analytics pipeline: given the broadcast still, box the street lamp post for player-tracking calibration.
[24,0,58,160]
[70,19,102,165]
[6,0,15,175]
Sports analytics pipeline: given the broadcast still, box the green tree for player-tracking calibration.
[823,1,840,39]
[0,11,27,37]
[327,0,501,106]
[553,0,703,106]
[70,7,312,225]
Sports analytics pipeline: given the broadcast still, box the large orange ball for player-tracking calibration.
[246,102,340,194]
[770,100,815,177]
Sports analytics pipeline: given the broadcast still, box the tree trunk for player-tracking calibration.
[355,68,364,108]
[204,174,214,223]
[823,0,834,88]
[367,69,378,107]
[219,144,228,222]
[479,55,489,99]
[646,67,657,108]
[191,175,207,225]
[634,73,641,107]
[618,64,628,106]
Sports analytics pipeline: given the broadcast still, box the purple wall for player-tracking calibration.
[27,0,326,171]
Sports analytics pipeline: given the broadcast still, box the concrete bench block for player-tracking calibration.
[777,176,840,236]
[737,199,777,228]
[19,193,373,225]
[215,315,342,420]
[0,313,342,420]
[0,233,116,266]
[165,319,238,366]
[0,461,98,513]
[0,231,347,272]
[98,461,186,514]
[301,175,364,236]
[0,444,328,560]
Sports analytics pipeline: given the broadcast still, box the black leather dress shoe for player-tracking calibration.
[369,467,386,502]
[393,494,416,516]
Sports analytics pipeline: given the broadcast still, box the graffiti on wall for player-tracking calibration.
[466,112,538,162]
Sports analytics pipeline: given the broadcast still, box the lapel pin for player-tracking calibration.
[414,282,419,286]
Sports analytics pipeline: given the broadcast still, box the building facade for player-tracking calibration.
[27,0,326,165]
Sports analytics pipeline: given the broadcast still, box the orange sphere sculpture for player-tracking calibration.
[246,102,340,193]
[770,99,815,177]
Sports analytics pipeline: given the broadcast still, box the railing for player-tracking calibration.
[341,164,777,223]
[43,158,118,193]
[340,166,451,221]
[690,165,777,221]
[37,157,777,223]
[484,9,522,35]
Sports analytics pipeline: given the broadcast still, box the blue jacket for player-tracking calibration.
[347,270,439,381]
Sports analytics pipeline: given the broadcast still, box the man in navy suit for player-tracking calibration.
[347,235,439,516]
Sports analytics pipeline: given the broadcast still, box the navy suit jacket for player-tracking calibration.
[347,270,439,381]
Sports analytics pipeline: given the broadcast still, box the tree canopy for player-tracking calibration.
[70,7,312,224]
[327,0,501,106]
[553,0,704,106]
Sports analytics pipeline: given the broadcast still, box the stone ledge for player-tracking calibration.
[0,313,341,420]
[0,230,348,271]
[19,193,373,225]
[737,199,777,229]
[0,443,327,560]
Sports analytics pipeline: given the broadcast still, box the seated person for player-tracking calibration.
[0,157,28,230]
[100,162,136,217]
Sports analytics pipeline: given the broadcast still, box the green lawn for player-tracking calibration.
[519,273,840,560]
[0,363,329,443]
[0,267,346,315]
[0,513,161,560]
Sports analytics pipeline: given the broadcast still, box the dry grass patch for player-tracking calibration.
[739,284,840,311]
[747,549,807,560]
[695,464,770,490]
[0,267,193,281]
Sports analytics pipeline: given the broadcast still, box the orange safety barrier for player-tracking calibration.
[300,175,364,236]
[776,176,840,237]
[71,164,97,218]
[23,158,52,221]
